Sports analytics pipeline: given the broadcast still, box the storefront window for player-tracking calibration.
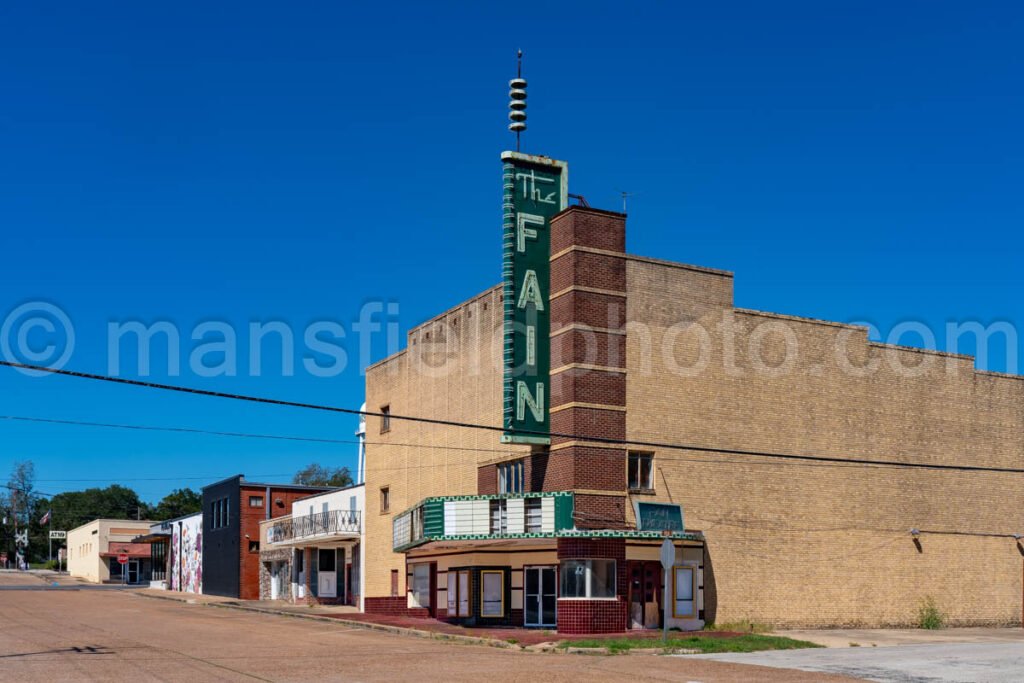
[480,570,504,617]
[447,569,471,617]
[411,563,431,609]
[560,559,616,599]
[673,566,696,618]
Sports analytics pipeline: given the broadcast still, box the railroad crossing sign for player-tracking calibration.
[117,552,129,565]
[14,530,28,547]
[49,530,67,540]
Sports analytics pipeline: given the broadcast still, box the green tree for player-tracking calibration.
[48,484,150,533]
[151,488,202,520]
[292,463,353,488]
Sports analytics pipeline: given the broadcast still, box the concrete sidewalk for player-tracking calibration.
[689,642,1024,683]
[772,627,1024,648]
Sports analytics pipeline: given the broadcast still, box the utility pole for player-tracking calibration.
[12,489,18,570]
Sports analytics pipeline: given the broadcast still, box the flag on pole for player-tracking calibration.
[40,510,51,525]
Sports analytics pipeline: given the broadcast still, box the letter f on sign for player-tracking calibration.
[517,213,544,252]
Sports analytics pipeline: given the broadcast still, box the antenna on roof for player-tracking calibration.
[508,50,527,152]
[616,190,639,213]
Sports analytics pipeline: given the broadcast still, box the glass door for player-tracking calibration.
[127,560,140,584]
[318,548,337,598]
[628,561,661,629]
[524,566,556,627]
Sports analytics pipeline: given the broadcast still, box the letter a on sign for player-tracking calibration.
[501,152,567,444]
[518,270,544,310]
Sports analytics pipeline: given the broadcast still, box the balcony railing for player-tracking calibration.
[268,509,361,544]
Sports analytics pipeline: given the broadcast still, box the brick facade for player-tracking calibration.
[548,208,629,529]
[238,485,326,601]
[364,194,1024,628]
[364,596,428,617]
[556,537,627,634]
[258,547,292,601]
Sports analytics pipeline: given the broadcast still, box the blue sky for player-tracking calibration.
[2,2,1021,503]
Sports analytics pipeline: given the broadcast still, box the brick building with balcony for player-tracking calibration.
[257,484,364,606]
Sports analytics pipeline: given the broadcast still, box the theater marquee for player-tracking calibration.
[501,151,568,444]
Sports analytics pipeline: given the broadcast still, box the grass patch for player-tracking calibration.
[703,620,772,634]
[557,633,822,655]
[917,595,944,630]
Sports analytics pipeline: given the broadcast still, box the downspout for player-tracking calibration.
[356,402,366,485]
[357,403,367,612]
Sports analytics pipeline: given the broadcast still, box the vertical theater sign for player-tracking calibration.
[501,151,567,443]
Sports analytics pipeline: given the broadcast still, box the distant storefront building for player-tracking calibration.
[67,519,155,584]
[201,475,330,599]
[168,511,203,593]
[258,484,364,605]
[134,512,203,593]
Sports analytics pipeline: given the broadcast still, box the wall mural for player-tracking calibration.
[170,514,202,594]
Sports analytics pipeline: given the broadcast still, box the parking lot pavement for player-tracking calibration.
[0,578,858,683]
[687,642,1024,683]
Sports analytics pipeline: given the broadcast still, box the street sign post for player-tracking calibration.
[659,538,675,644]
[118,552,129,587]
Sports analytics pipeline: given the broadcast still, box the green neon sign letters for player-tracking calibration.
[501,152,567,444]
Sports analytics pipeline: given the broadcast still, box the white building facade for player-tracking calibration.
[259,484,364,606]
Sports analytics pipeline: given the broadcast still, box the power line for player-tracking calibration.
[0,410,1002,476]
[2,359,1022,475]
[0,415,355,446]
[0,414,517,456]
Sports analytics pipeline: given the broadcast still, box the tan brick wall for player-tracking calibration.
[362,217,1023,627]
[625,257,1024,627]
[363,286,531,599]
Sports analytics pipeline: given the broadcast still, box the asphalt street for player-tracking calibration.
[0,573,853,683]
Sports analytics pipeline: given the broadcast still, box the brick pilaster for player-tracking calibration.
[539,206,629,528]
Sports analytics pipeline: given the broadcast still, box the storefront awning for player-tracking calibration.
[101,542,152,559]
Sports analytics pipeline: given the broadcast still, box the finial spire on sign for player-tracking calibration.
[508,49,527,152]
